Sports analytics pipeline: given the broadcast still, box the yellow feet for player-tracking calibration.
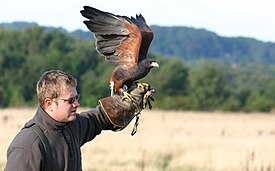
[122,91,134,101]
[136,82,149,89]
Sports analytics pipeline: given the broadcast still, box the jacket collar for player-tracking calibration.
[33,105,68,130]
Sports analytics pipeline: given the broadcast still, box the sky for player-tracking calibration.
[1,0,275,42]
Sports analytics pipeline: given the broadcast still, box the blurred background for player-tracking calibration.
[1,0,275,170]
[1,0,275,111]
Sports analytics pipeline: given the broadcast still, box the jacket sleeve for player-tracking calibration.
[75,105,113,146]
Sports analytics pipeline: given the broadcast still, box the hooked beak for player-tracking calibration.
[150,62,159,68]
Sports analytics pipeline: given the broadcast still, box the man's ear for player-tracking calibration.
[44,98,54,111]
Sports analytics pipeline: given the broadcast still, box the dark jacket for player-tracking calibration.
[5,105,112,171]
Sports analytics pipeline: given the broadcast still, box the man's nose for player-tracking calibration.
[72,99,80,107]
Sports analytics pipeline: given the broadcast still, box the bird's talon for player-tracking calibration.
[122,92,134,101]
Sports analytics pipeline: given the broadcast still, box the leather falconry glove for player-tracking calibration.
[99,83,155,135]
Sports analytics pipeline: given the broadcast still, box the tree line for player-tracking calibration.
[151,26,275,64]
[1,25,275,112]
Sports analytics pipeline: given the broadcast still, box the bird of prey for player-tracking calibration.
[80,6,159,99]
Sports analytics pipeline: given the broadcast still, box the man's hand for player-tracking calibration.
[99,83,155,134]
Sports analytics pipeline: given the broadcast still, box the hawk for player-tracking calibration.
[80,6,159,98]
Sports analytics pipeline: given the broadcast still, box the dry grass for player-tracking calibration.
[1,108,275,171]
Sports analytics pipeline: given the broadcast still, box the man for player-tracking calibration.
[5,70,154,171]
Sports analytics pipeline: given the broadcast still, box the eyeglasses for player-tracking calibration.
[59,94,80,104]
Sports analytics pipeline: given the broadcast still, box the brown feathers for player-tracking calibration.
[81,6,158,95]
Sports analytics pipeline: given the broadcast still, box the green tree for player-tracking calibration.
[244,91,273,112]
[143,56,189,109]
[189,60,226,110]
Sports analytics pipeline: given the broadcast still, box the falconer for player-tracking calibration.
[5,69,155,171]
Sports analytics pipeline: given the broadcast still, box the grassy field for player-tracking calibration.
[1,108,275,171]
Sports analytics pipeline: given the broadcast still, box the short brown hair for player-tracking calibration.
[36,70,77,107]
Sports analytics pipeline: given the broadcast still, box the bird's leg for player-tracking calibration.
[122,84,128,91]
[110,81,114,96]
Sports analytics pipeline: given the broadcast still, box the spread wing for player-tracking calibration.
[130,14,154,62]
[80,6,142,66]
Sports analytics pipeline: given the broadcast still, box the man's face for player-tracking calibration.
[50,86,80,122]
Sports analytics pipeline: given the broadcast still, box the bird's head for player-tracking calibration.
[143,59,159,69]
